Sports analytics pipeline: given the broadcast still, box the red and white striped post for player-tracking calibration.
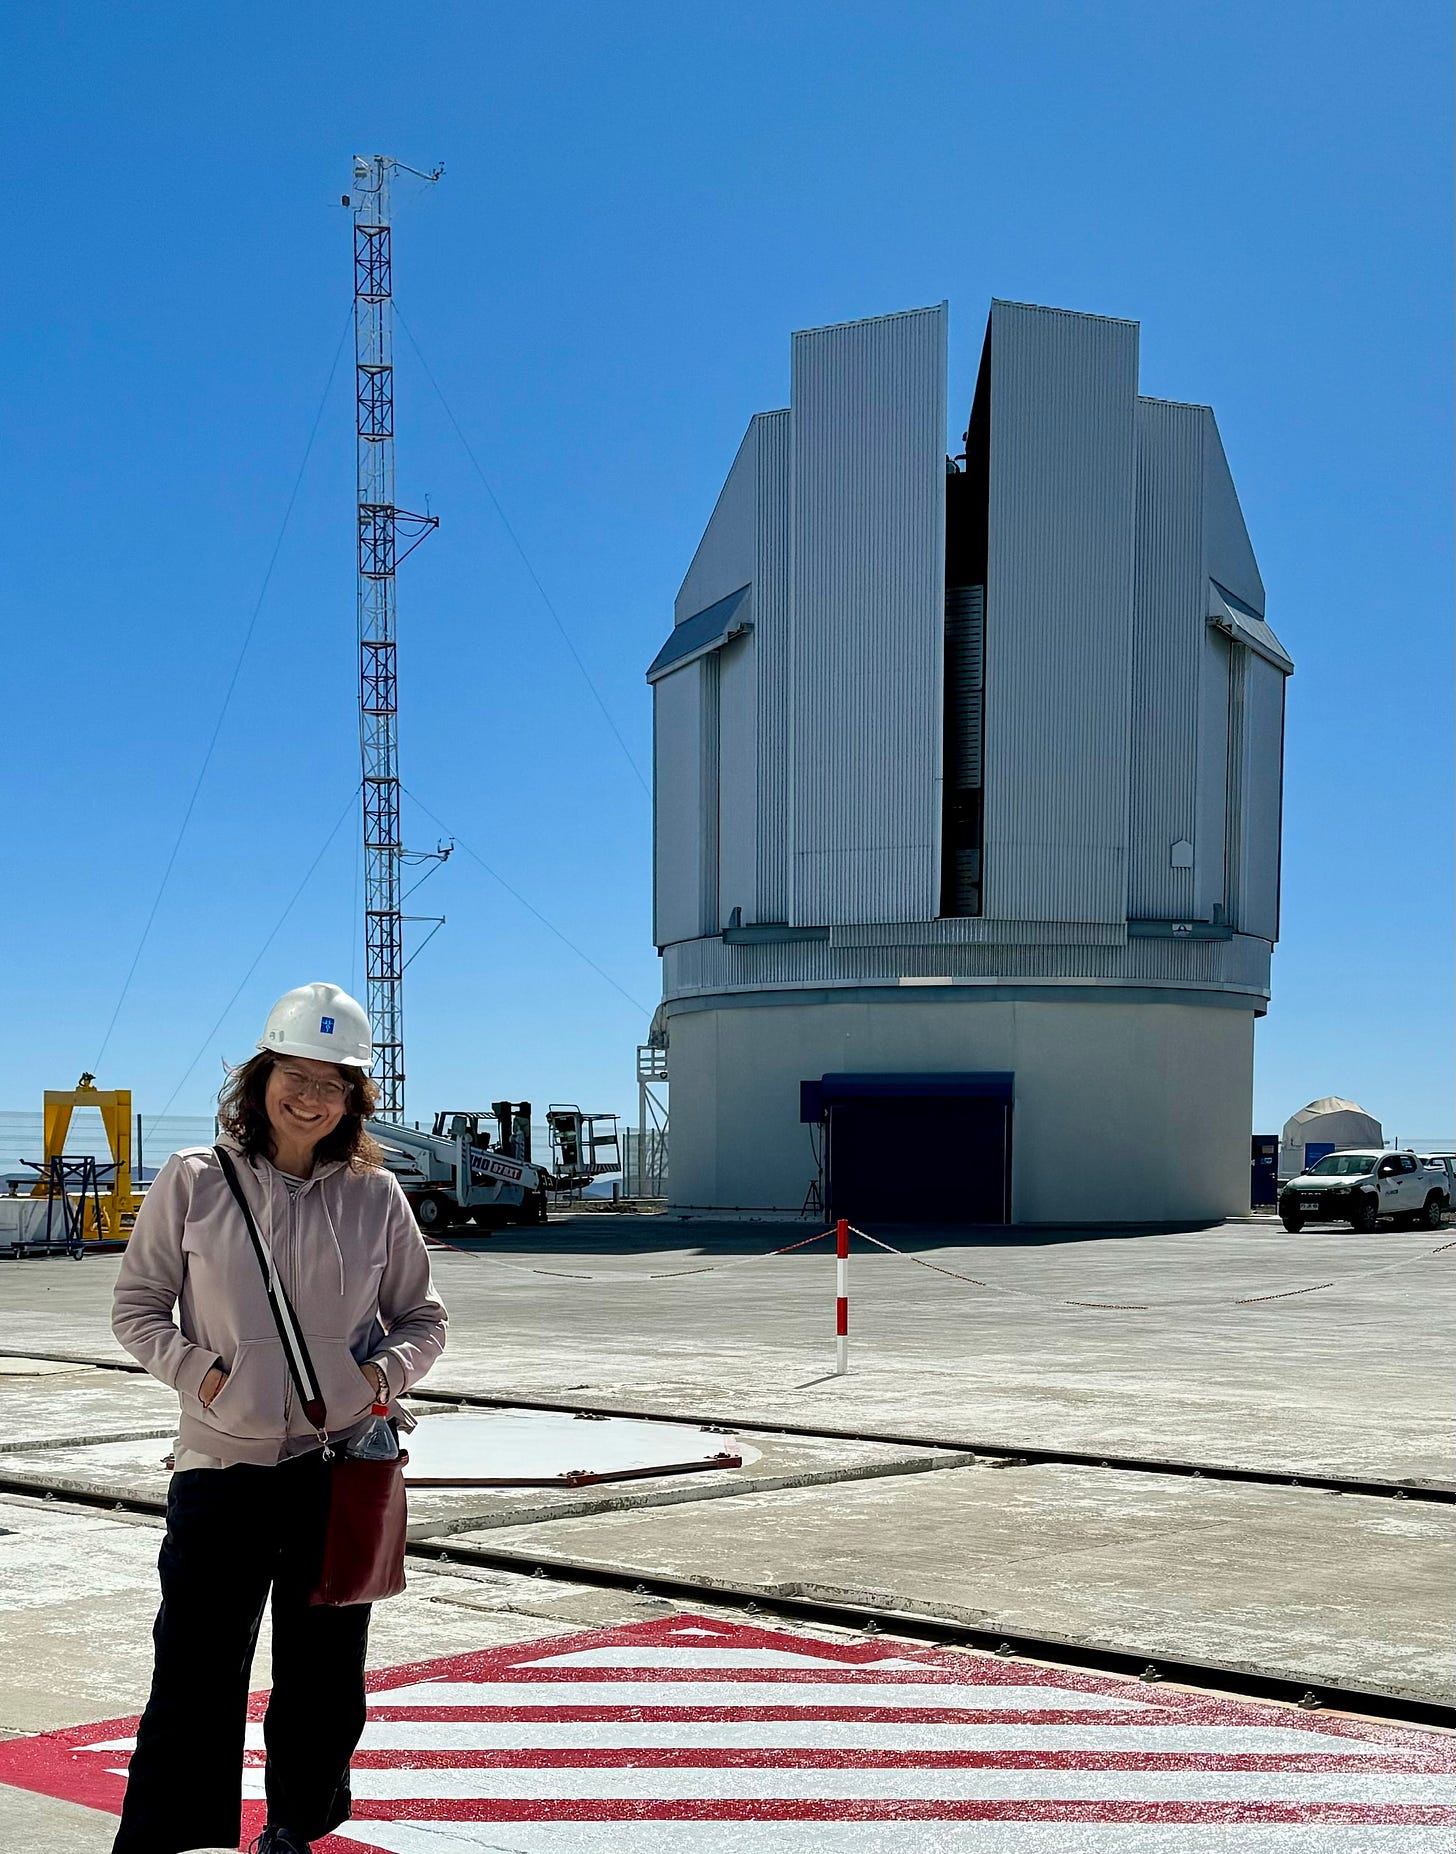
[835,1217,849,1375]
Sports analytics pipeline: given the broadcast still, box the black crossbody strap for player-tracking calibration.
[213,1146,328,1432]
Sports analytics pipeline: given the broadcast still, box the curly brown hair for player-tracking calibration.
[217,1053,384,1171]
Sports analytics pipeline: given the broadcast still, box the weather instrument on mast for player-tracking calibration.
[346,154,449,1119]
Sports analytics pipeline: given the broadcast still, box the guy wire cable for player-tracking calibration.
[402,784,650,1015]
[152,784,361,1119]
[395,304,651,797]
[93,304,355,1072]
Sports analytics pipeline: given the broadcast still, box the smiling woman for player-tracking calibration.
[108,981,448,1854]
[218,1044,383,1181]
[266,1059,353,1173]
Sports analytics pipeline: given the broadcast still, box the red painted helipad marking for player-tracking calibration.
[0,1613,1450,1849]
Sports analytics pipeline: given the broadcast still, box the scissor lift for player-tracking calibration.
[545,1105,622,1197]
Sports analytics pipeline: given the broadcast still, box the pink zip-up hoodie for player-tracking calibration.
[112,1136,447,1466]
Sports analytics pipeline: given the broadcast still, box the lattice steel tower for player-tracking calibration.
[350,154,441,1117]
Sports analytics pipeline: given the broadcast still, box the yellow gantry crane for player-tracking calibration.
[28,1076,144,1240]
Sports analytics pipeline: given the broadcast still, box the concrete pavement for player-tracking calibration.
[1,1211,1451,1846]
[5,1213,1452,1475]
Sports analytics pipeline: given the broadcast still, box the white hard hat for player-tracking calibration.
[257,982,373,1069]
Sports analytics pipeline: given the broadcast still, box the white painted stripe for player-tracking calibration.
[511,1648,943,1671]
[332,1822,1456,1854]
[84,1721,1400,1756]
[369,1679,1153,1712]
[263,1766,1453,1803]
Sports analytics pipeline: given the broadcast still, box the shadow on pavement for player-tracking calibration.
[441,1215,1229,1258]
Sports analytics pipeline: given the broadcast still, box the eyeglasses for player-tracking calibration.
[273,1064,350,1105]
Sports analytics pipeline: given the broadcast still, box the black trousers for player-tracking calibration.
[112,1450,372,1854]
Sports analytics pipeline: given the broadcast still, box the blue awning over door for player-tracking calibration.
[800,1071,1014,1122]
[1207,580,1293,675]
[646,585,753,683]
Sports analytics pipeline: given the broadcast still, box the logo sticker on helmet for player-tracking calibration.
[319,1016,335,1034]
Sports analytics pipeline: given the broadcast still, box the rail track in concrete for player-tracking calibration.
[1,1471,1450,1732]
[4,1346,1451,1504]
[3,1346,1452,1728]
[406,1385,1456,1506]
[415,1529,1456,1733]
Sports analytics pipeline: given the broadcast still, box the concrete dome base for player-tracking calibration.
[664,991,1255,1224]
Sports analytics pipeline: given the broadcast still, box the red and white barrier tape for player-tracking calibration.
[423,1225,837,1285]
[847,1225,1456,1315]
[424,1216,1452,1337]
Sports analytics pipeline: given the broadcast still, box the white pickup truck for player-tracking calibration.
[1417,1155,1456,1210]
[1278,1149,1446,1233]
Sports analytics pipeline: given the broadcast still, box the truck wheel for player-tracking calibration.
[1419,1193,1445,1230]
[414,1192,450,1231]
[1280,1214,1303,1233]
[1349,1196,1379,1234]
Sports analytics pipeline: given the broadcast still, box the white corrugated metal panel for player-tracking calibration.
[661,930,1270,997]
[652,662,706,947]
[1236,651,1285,941]
[675,421,762,622]
[716,631,757,927]
[982,301,1139,924]
[1202,410,1265,614]
[789,305,947,926]
[699,652,720,932]
[659,410,791,937]
[753,410,793,922]
[1194,625,1231,922]
[1128,397,1203,920]
[1224,639,1247,930]
[1224,637,1246,934]
[830,917,1126,947]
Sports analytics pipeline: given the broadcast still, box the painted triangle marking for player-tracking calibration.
[510,1646,940,1670]
[0,1610,1447,1849]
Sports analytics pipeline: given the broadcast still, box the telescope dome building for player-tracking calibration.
[647,300,1292,1223]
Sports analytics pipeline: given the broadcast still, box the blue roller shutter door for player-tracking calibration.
[827,1097,1011,1224]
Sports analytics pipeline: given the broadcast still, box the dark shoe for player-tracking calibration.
[250,1830,312,1854]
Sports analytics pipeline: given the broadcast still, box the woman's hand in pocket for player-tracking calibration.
[199,1365,228,1408]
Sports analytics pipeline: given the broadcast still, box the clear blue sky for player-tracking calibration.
[3,3,1451,1143]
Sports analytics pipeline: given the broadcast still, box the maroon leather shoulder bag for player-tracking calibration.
[214,1146,408,1606]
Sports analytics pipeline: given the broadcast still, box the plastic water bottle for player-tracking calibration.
[347,1401,400,1461]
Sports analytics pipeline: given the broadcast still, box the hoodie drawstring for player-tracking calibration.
[260,1165,280,1293]
[318,1179,346,1297]
[244,1150,344,1296]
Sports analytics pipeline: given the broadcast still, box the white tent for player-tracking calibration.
[1279,1097,1383,1177]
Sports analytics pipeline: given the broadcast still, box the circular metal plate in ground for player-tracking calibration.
[403,1409,751,1487]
